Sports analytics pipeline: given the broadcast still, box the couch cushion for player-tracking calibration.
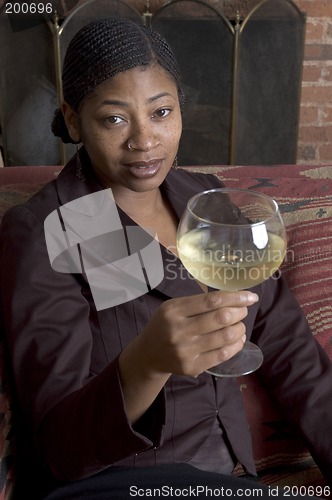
[184,165,332,487]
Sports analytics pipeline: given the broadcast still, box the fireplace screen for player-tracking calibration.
[0,0,305,166]
[233,0,306,165]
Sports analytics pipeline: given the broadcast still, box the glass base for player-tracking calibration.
[206,342,263,377]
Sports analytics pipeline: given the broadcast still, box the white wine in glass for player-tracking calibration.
[177,188,287,377]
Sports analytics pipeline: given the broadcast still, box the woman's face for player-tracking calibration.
[65,64,182,196]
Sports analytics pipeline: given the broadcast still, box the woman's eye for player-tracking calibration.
[154,108,171,118]
[104,116,123,125]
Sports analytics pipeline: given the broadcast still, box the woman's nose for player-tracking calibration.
[126,121,159,152]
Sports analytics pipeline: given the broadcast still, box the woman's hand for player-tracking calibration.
[119,290,258,423]
[138,290,258,378]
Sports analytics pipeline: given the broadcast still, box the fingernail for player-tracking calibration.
[242,334,246,343]
[246,292,259,303]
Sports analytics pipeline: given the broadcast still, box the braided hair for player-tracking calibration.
[51,17,185,144]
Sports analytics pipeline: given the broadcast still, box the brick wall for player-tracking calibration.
[293,0,332,164]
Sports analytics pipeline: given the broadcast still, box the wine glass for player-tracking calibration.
[177,188,287,377]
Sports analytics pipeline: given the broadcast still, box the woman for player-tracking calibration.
[0,17,331,499]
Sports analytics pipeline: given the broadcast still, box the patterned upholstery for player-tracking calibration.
[0,164,331,496]
[184,165,332,489]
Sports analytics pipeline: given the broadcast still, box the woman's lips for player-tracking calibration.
[125,159,163,179]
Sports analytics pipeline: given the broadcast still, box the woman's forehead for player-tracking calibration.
[84,65,179,104]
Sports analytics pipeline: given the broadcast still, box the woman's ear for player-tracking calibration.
[61,103,81,143]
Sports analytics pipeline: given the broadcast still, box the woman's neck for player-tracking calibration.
[113,187,164,224]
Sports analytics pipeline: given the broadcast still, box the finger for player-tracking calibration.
[196,322,247,354]
[185,305,248,336]
[167,290,259,318]
[195,334,246,375]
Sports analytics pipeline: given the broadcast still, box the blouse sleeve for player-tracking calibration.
[0,205,166,481]
[252,275,332,483]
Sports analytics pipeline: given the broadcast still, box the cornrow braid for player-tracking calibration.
[51,17,185,144]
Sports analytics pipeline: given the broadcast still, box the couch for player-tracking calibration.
[0,164,331,498]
